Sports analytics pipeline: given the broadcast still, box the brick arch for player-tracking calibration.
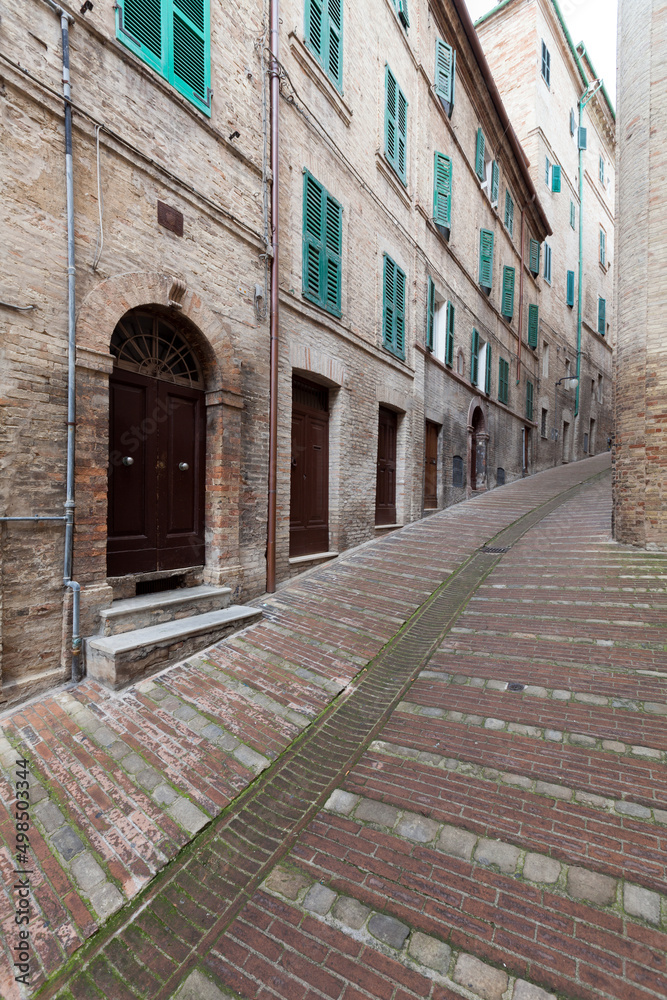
[73,272,244,642]
[466,396,489,496]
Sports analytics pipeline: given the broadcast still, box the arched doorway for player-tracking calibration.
[468,402,488,492]
[107,309,206,577]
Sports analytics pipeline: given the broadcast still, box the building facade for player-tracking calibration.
[476,0,615,467]
[0,0,549,704]
[613,0,667,550]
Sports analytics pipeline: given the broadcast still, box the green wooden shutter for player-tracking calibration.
[470,328,479,385]
[397,88,407,183]
[570,200,576,228]
[501,266,515,318]
[383,255,395,351]
[305,0,324,62]
[498,358,509,405]
[475,128,485,180]
[395,266,406,356]
[435,39,454,105]
[529,238,540,276]
[526,380,534,421]
[552,164,561,192]
[433,153,452,228]
[172,0,211,113]
[116,0,164,71]
[324,193,342,315]
[544,244,552,284]
[485,343,492,395]
[445,301,454,366]
[491,161,499,205]
[566,269,575,307]
[528,303,539,348]
[385,67,397,169]
[398,0,409,27]
[504,191,514,235]
[479,229,494,288]
[327,0,343,88]
[598,297,606,336]
[303,173,324,306]
[599,155,604,183]
[600,229,606,266]
[426,277,435,351]
[385,68,407,184]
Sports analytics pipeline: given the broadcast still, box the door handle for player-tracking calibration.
[122,456,134,466]
[179,462,190,471]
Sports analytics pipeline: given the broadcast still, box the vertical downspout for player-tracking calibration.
[517,207,525,386]
[59,9,82,680]
[575,101,584,422]
[266,0,280,593]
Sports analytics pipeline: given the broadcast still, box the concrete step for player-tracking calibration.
[99,585,233,636]
[86,605,262,688]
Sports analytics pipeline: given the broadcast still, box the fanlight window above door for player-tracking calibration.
[110,312,203,387]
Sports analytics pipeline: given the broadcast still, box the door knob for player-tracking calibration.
[179,462,190,471]
[122,456,134,466]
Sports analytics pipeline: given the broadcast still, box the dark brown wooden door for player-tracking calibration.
[375,407,397,525]
[107,369,205,576]
[289,378,329,557]
[424,421,439,509]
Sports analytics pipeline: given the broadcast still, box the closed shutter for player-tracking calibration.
[398,0,409,27]
[598,297,606,336]
[566,269,575,307]
[303,173,341,316]
[306,0,342,86]
[385,67,407,184]
[324,193,342,314]
[544,244,552,284]
[479,229,494,288]
[552,164,561,192]
[599,156,604,183]
[445,301,454,367]
[470,328,479,385]
[426,277,435,351]
[498,358,509,405]
[328,0,343,88]
[578,126,587,150]
[383,255,406,358]
[485,343,492,395]
[435,39,455,107]
[570,201,576,228]
[502,266,515,318]
[528,304,539,348]
[172,0,210,111]
[491,161,499,205]
[526,380,534,421]
[117,0,163,68]
[570,108,576,135]
[433,152,452,228]
[397,89,407,182]
[475,128,485,180]
[529,239,540,276]
[395,266,405,355]
[600,229,606,266]
[504,191,514,235]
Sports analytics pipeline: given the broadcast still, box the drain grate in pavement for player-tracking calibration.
[507,681,526,692]
[481,545,510,553]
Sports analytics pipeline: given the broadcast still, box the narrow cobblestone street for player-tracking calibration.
[3,453,667,1000]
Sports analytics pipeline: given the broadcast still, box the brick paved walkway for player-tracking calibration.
[3,454,666,1000]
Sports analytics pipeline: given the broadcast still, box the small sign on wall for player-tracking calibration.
[157,201,184,237]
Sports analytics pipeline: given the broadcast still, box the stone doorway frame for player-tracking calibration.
[467,396,489,497]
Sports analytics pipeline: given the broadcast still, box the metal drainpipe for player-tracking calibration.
[266,0,280,593]
[517,207,525,386]
[575,100,584,423]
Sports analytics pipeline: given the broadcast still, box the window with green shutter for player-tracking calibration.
[491,161,499,206]
[599,228,606,266]
[552,164,561,192]
[545,157,550,186]
[529,239,540,276]
[599,155,604,184]
[385,66,408,185]
[498,357,509,405]
[528,303,538,348]
[544,243,552,284]
[479,228,494,290]
[426,277,435,351]
[541,40,550,86]
[383,254,406,358]
[305,0,343,90]
[302,171,342,316]
[445,301,454,367]
[598,297,606,336]
[485,343,492,395]
[435,39,456,114]
[470,328,479,385]
[501,266,515,319]
[570,200,576,229]
[526,380,534,421]
[116,0,212,115]
[397,0,409,27]
[433,152,452,231]
[475,128,485,181]
[504,190,514,236]
[566,269,575,307]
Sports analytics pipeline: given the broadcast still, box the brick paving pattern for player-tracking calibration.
[2,454,665,1000]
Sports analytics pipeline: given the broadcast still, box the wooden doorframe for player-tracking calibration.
[289,376,330,557]
[375,406,398,525]
[424,420,439,510]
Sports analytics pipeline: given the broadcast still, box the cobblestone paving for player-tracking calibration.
[4,453,664,1000]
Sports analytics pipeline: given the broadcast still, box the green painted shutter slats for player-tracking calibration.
[526,380,534,421]
[433,153,452,228]
[302,172,342,316]
[383,255,406,358]
[529,238,540,276]
[445,301,454,367]
[306,0,324,64]
[570,200,576,228]
[328,0,343,88]
[306,0,343,89]
[528,303,539,348]
[491,161,499,205]
[552,164,561,192]
[385,67,407,184]
[116,0,211,114]
[398,0,409,28]
[505,191,514,235]
[475,128,485,180]
[600,229,606,266]
[435,39,455,107]
[498,357,509,405]
[485,342,492,395]
[598,297,606,336]
[501,266,515,318]
[426,277,435,351]
[566,269,575,307]
[479,229,494,288]
[470,328,479,385]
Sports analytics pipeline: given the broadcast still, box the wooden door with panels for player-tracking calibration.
[289,377,330,557]
[424,420,439,509]
[375,406,397,525]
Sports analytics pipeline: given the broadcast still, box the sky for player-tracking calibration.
[464,0,618,102]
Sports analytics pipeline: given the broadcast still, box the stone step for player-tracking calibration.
[99,585,233,636]
[85,606,262,688]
